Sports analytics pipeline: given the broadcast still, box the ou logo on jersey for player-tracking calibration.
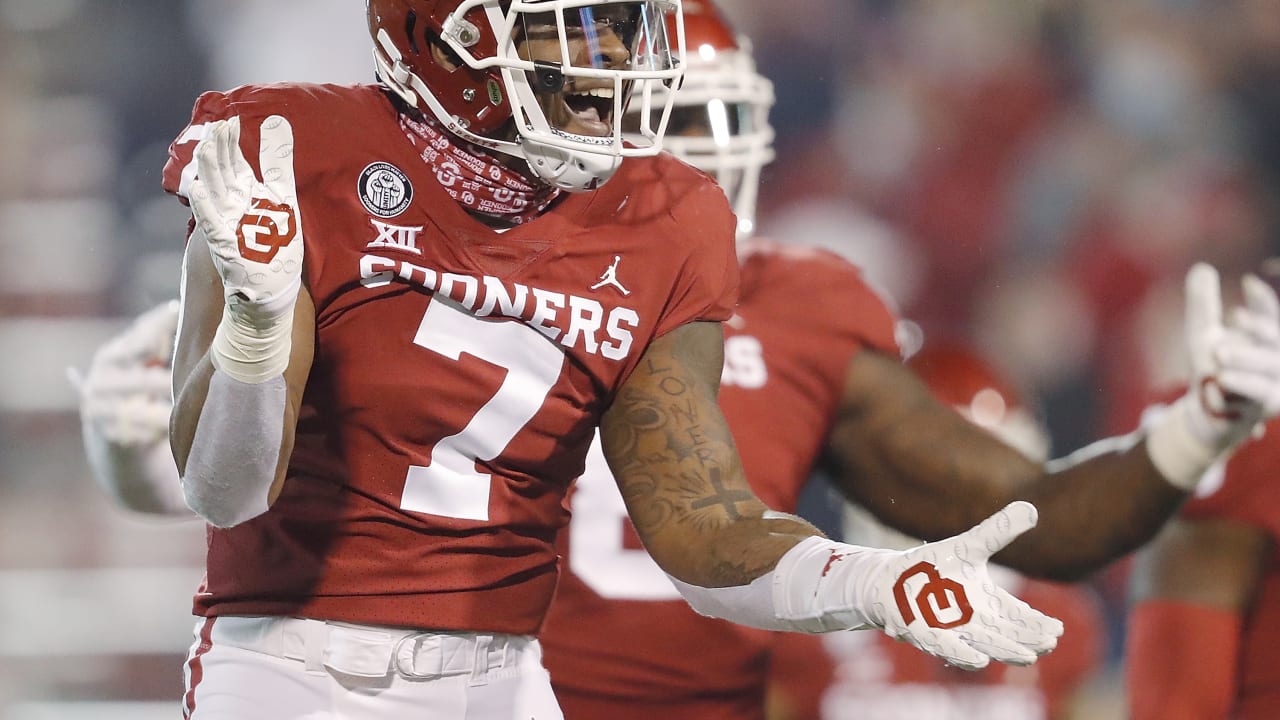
[722,335,767,389]
[237,198,297,263]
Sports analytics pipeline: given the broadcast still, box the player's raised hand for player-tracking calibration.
[861,501,1063,670]
[187,115,303,383]
[189,115,303,311]
[1216,267,1280,418]
[1148,263,1280,488]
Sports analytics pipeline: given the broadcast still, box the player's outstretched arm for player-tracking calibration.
[77,301,188,515]
[600,322,1063,670]
[1126,516,1267,719]
[171,115,313,528]
[826,263,1280,581]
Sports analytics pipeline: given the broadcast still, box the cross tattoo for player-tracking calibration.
[690,468,754,520]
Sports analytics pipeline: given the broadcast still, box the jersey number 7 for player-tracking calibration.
[400,297,565,521]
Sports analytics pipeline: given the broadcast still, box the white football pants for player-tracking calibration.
[182,616,564,720]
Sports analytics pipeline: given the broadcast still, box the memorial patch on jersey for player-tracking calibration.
[358,162,413,218]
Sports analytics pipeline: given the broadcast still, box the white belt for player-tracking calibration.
[209,616,529,684]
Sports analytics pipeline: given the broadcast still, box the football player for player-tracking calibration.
[765,343,1106,720]
[81,2,1279,719]
[152,1,1070,718]
[1127,401,1280,718]
[534,3,1280,719]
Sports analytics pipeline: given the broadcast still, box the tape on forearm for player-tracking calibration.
[182,369,286,527]
[1142,396,1224,492]
[210,289,297,384]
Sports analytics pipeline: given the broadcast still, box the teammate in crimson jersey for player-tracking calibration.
[1128,408,1280,719]
[154,1,1085,718]
[81,1,1280,718]
[765,344,1106,720]
[534,3,1280,719]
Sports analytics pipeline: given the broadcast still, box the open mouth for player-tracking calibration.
[562,86,615,135]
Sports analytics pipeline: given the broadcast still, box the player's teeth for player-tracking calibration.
[572,88,614,99]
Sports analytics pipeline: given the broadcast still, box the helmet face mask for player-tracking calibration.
[369,0,686,192]
[623,2,775,237]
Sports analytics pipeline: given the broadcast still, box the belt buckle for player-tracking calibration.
[395,633,445,679]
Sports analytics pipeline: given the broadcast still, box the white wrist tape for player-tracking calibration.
[210,285,298,384]
[668,536,890,633]
[182,369,287,527]
[1142,395,1225,491]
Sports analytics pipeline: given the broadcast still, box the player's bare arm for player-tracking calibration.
[827,348,1184,580]
[602,322,1062,671]
[600,321,815,587]
[831,264,1280,581]
[1130,516,1271,612]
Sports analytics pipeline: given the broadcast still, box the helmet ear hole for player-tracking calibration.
[428,33,465,72]
[405,11,420,53]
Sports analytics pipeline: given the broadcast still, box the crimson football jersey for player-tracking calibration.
[162,83,738,635]
[767,573,1105,720]
[540,240,899,720]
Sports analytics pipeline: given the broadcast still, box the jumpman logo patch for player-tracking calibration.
[590,255,630,296]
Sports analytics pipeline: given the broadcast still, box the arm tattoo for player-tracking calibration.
[604,326,757,537]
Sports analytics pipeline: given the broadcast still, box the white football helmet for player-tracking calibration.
[626,0,775,237]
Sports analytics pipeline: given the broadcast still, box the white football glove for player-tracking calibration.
[777,501,1063,671]
[75,301,179,446]
[1147,263,1280,488]
[188,115,303,382]
[74,302,188,515]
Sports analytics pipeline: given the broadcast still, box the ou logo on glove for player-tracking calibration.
[237,198,297,263]
[893,560,973,629]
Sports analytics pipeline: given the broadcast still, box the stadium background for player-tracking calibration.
[2,0,1278,717]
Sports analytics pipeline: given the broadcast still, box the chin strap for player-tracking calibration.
[522,140,622,192]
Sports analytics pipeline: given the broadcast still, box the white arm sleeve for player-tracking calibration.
[182,369,287,528]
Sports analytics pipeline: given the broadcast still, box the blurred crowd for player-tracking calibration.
[1,0,1278,717]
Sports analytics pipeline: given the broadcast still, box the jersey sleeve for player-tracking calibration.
[810,250,899,357]
[162,85,291,205]
[743,239,901,359]
[652,180,740,338]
